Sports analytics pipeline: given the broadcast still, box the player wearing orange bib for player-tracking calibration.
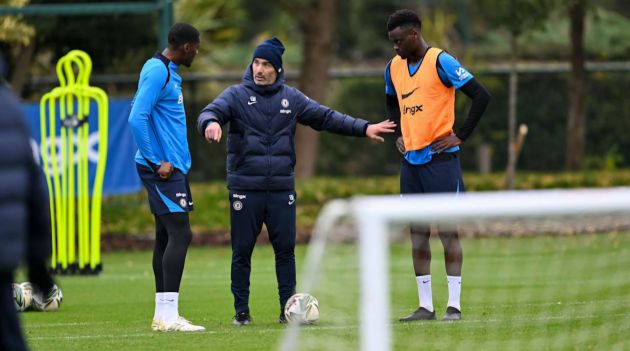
[385,9,491,321]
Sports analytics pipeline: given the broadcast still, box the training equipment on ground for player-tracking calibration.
[32,284,63,312]
[12,282,33,312]
[40,50,108,274]
[284,293,320,324]
[13,282,62,312]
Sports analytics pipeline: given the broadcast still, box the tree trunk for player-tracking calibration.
[565,0,587,170]
[293,0,338,179]
[10,41,36,95]
[505,31,519,189]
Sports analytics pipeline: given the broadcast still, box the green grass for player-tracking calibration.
[21,233,630,350]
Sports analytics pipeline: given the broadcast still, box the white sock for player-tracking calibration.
[447,275,462,311]
[416,275,433,312]
[154,293,165,321]
[162,292,179,325]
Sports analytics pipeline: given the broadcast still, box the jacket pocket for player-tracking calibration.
[227,134,245,171]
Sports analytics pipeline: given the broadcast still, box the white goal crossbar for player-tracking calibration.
[279,187,630,351]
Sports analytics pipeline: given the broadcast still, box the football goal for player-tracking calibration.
[279,187,630,351]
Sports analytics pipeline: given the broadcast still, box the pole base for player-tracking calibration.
[49,263,102,275]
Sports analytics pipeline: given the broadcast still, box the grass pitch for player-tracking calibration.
[21,233,630,351]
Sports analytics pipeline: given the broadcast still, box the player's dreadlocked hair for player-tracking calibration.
[387,9,422,32]
[168,23,200,49]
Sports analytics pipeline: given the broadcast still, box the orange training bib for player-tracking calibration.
[390,48,455,151]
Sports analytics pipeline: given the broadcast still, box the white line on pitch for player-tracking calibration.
[28,312,630,341]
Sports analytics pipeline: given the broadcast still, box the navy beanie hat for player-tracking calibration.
[252,37,285,73]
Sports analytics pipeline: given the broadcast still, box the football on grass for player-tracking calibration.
[32,284,63,312]
[13,282,33,312]
[284,293,320,324]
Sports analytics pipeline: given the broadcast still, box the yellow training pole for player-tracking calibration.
[40,94,57,270]
[41,50,108,274]
[90,88,108,269]
[49,92,66,270]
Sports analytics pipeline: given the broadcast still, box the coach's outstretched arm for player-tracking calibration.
[293,89,396,142]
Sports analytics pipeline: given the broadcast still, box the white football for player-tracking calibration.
[284,293,320,324]
[32,284,63,312]
[13,283,33,312]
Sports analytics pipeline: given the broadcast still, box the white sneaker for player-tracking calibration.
[151,319,162,331]
[160,316,205,332]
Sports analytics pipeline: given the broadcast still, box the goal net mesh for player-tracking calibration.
[279,188,630,351]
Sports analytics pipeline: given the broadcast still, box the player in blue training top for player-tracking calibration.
[385,10,491,322]
[128,23,204,332]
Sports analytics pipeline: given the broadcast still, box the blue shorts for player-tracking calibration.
[400,153,465,195]
[136,164,194,216]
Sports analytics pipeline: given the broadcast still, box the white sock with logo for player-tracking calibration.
[154,293,165,321]
[162,292,179,325]
[447,275,462,311]
[416,275,434,312]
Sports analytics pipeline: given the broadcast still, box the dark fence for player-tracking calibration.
[25,62,630,181]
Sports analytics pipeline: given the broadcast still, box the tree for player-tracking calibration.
[276,0,339,179]
[1,0,164,97]
[175,0,246,53]
[477,0,553,188]
[0,0,35,92]
[565,0,587,170]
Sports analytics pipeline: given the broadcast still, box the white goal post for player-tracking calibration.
[279,187,630,351]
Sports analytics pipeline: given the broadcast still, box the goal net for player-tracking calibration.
[279,187,630,351]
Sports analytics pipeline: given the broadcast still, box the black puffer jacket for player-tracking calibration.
[0,83,50,271]
[198,65,369,191]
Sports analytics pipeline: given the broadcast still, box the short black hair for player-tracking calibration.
[387,9,421,32]
[168,23,200,49]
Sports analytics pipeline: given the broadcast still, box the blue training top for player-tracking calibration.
[128,54,192,174]
[385,51,473,165]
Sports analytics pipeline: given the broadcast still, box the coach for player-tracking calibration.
[198,37,395,325]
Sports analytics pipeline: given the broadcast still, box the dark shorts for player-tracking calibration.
[136,164,194,216]
[400,153,466,195]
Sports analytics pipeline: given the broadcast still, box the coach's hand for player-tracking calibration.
[432,133,462,153]
[366,119,397,142]
[157,161,174,179]
[204,121,222,143]
[395,137,405,154]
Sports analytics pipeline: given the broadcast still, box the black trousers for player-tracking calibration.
[0,272,27,351]
[229,190,297,314]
